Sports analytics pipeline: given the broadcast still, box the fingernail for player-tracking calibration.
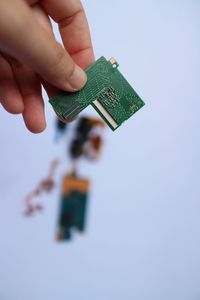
[65,65,87,92]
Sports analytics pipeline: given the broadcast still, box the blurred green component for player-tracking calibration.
[57,175,89,241]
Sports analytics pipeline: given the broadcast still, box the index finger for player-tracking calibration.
[41,0,95,69]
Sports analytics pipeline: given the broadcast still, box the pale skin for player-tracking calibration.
[0,0,94,133]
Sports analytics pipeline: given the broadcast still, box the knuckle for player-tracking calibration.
[10,58,23,70]
[53,45,66,67]
[51,44,75,79]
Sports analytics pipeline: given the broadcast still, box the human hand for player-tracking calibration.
[0,0,94,133]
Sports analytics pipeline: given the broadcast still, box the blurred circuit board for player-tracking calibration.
[57,174,89,240]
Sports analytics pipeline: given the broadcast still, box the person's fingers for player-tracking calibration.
[31,2,53,33]
[31,4,78,124]
[0,53,24,114]
[27,0,39,5]
[0,0,87,92]
[10,59,46,133]
[41,0,95,69]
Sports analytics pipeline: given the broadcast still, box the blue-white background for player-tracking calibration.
[0,1,200,299]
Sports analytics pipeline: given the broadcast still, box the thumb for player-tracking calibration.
[0,1,87,92]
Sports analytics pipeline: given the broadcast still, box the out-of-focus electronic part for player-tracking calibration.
[70,116,105,161]
[55,119,68,141]
[56,174,90,240]
[24,160,59,216]
[49,56,145,131]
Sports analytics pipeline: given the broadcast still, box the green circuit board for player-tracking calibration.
[49,56,145,131]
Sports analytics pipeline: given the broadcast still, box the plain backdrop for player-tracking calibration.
[0,1,200,299]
